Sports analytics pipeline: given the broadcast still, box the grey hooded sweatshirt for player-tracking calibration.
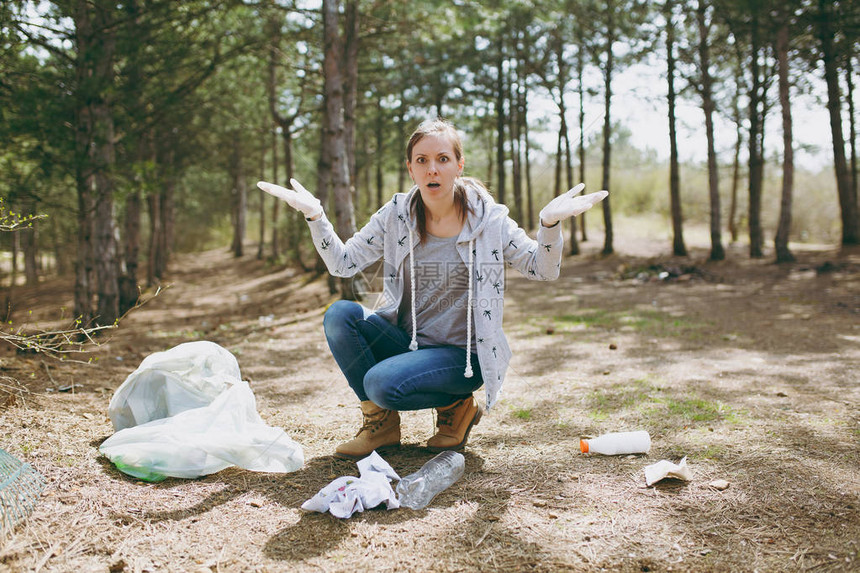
[307,182,563,412]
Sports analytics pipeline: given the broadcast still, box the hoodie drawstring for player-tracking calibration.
[408,228,419,351]
[464,238,474,378]
[406,224,474,379]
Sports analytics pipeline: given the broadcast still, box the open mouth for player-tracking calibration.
[427,182,440,189]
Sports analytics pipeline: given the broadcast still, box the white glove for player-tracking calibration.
[539,183,608,227]
[256,178,323,219]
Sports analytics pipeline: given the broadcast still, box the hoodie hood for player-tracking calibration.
[397,180,500,243]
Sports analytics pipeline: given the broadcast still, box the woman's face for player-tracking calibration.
[407,133,464,202]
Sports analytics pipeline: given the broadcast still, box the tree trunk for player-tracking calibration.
[74,180,94,323]
[11,230,19,284]
[146,192,161,287]
[509,64,523,224]
[120,190,142,314]
[72,1,119,326]
[774,18,795,263]
[847,53,857,201]
[564,118,574,191]
[270,125,280,261]
[91,99,119,326]
[257,123,267,261]
[666,0,687,257]
[486,130,494,190]
[562,103,580,255]
[4,232,19,320]
[748,15,766,257]
[577,46,587,243]
[555,122,563,199]
[397,91,407,193]
[22,199,38,286]
[323,0,359,299]
[118,0,143,313]
[52,221,69,276]
[318,4,334,289]
[819,0,858,244]
[282,128,307,271]
[495,48,507,204]
[343,0,359,197]
[600,1,615,256]
[124,183,143,285]
[550,32,566,207]
[146,136,174,283]
[362,154,371,218]
[556,39,577,254]
[523,85,534,228]
[697,1,723,260]
[71,8,93,325]
[729,94,743,243]
[158,166,175,279]
[94,187,119,325]
[375,96,385,209]
[265,16,281,262]
[230,135,246,258]
[92,34,119,326]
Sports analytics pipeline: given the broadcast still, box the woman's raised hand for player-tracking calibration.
[539,183,608,227]
[257,178,323,220]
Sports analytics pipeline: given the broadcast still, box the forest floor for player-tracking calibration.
[0,221,858,573]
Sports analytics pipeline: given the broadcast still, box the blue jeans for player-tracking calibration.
[323,300,483,411]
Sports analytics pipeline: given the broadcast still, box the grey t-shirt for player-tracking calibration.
[398,233,476,350]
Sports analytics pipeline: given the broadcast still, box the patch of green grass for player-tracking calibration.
[584,377,741,429]
[512,407,532,421]
[693,444,727,461]
[587,377,659,420]
[547,309,710,339]
[588,410,609,422]
[665,398,726,422]
[642,397,740,426]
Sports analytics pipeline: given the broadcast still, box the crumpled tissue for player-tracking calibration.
[644,456,692,486]
[302,451,401,518]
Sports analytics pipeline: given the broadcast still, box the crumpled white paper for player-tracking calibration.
[302,451,401,518]
[644,456,692,486]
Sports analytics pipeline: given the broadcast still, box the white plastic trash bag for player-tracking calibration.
[107,341,242,431]
[99,341,304,482]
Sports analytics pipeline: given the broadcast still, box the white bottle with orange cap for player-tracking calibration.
[580,430,651,455]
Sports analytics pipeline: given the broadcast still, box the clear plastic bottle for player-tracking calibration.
[580,430,651,455]
[396,451,466,510]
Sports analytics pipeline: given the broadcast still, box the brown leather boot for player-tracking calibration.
[427,395,482,452]
[335,400,401,459]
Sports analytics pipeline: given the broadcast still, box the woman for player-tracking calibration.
[258,119,607,459]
